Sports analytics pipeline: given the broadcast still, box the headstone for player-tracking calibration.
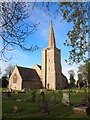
[58,90,61,94]
[50,95,56,105]
[31,90,36,102]
[22,88,25,92]
[62,92,70,106]
[39,91,48,114]
[16,99,22,102]
[31,94,35,102]
[73,86,90,115]
[40,101,48,113]
[13,105,19,113]
[82,87,89,106]
[40,92,45,102]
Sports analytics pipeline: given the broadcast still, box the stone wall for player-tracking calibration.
[9,66,22,90]
[41,48,47,88]
[54,48,63,90]
[46,47,55,90]
[33,64,41,78]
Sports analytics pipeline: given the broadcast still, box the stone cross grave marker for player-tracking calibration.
[62,92,70,106]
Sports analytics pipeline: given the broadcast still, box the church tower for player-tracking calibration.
[41,21,63,90]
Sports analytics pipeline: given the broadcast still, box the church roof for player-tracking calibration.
[17,66,40,82]
[48,21,56,48]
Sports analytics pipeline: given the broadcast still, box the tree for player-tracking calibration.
[41,2,89,64]
[0,1,39,61]
[68,69,75,87]
[77,59,89,86]
[2,75,8,88]
[77,73,84,88]
[69,74,76,87]
[5,64,14,78]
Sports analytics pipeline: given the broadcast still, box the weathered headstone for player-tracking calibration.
[40,92,45,102]
[62,92,70,106]
[22,88,25,92]
[50,95,56,105]
[40,101,48,114]
[16,99,22,102]
[31,94,35,102]
[13,105,19,114]
[58,90,61,94]
[40,91,48,114]
[73,86,90,115]
[31,90,36,102]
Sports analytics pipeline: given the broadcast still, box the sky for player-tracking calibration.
[0,2,85,82]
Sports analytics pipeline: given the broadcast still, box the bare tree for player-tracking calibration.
[0,1,39,62]
[5,64,14,78]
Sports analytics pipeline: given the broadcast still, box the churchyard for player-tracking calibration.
[2,88,90,118]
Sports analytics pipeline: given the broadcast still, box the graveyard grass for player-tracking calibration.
[2,88,90,119]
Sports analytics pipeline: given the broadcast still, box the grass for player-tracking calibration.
[2,88,90,119]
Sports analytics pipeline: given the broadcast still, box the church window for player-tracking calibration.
[13,74,17,83]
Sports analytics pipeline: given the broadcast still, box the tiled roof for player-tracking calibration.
[17,66,40,82]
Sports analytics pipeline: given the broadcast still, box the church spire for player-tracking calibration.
[48,21,56,48]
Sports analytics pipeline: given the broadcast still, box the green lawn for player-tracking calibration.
[2,88,90,118]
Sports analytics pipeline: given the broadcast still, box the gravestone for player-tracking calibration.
[16,99,22,102]
[13,105,19,113]
[62,92,70,106]
[50,95,56,105]
[31,94,35,102]
[73,86,90,115]
[22,88,25,92]
[39,91,48,114]
[58,90,61,94]
[40,92,45,102]
[40,101,48,114]
[31,90,36,102]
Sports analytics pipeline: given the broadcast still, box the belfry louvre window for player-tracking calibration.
[13,74,17,83]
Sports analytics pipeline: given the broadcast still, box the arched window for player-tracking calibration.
[13,74,17,83]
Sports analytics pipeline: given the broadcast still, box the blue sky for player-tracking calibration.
[0,3,85,81]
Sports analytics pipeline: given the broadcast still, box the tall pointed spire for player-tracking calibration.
[48,21,56,48]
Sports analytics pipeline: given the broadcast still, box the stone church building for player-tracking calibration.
[9,21,68,90]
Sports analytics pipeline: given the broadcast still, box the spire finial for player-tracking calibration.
[48,21,56,48]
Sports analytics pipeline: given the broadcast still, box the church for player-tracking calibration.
[9,21,68,90]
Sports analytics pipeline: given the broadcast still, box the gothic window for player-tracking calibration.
[13,74,17,83]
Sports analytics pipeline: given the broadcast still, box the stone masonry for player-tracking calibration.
[41,21,63,90]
